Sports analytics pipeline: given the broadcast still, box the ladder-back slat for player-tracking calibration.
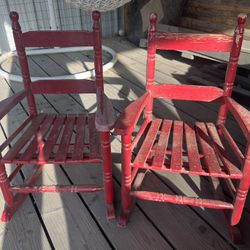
[152,84,223,102]
[22,31,94,48]
[31,80,96,94]
[156,33,233,52]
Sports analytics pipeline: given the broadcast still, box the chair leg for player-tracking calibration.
[119,134,132,227]
[231,157,250,226]
[1,164,43,222]
[0,163,14,221]
[100,132,115,220]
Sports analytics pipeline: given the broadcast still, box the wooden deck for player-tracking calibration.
[0,37,249,249]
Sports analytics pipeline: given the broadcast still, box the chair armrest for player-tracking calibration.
[115,92,150,135]
[225,97,250,139]
[95,88,116,132]
[0,90,27,120]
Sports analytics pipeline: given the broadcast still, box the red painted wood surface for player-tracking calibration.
[42,115,66,161]
[218,124,244,164]
[1,114,103,164]
[72,115,85,161]
[196,122,222,174]
[171,121,183,170]
[0,10,115,222]
[116,12,249,230]
[0,90,27,119]
[206,123,242,178]
[225,97,250,139]
[55,115,76,162]
[115,92,150,135]
[95,89,116,132]
[10,185,103,193]
[131,191,234,209]
[152,120,172,167]
[156,33,233,52]
[130,119,242,178]
[31,80,96,94]
[217,13,247,125]
[152,84,223,102]
[184,123,202,172]
[133,119,161,168]
[22,31,94,48]
[0,116,32,153]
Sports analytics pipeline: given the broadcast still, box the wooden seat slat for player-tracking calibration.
[206,123,242,178]
[19,114,56,161]
[170,121,184,170]
[152,120,172,167]
[89,114,101,158]
[3,114,46,161]
[72,115,86,161]
[133,119,162,167]
[184,123,203,172]
[195,122,222,174]
[55,115,76,162]
[42,115,66,161]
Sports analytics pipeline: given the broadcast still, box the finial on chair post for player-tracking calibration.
[236,13,247,36]
[149,13,157,32]
[237,13,247,25]
[92,11,100,26]
[9,11,21,32]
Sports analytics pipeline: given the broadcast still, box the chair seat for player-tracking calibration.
[133,119,242,179]
[2,113,102,164]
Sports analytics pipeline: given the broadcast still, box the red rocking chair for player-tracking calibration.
[0,11,115,221]
[115,13,249,239]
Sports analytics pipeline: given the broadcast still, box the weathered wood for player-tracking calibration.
[22,31,94,47]
[133,119,161,168]
[152,120,172,167]
[31,79,96,94]
[184,123,203,172]
[152,84,223,102]
[34,50,236,248]
[170,121,183,170]
[156,33,233,52]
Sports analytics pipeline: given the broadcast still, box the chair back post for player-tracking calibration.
[9,12,37,116]
[217,14,246,125]
[145,13,157,122]
[92,11,104,91]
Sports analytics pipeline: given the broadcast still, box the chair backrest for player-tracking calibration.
[145,13,247,103]
[10,11,104,116]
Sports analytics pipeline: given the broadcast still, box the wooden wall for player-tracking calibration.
[180,0,250,40]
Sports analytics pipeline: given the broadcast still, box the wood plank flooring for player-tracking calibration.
[0,37,249,249]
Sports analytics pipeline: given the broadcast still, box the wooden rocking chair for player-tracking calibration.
[115,13,249,239]
[0,11,115,221]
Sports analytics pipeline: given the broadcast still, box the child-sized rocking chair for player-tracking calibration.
[115,12,249,240]
[0,11,115,221]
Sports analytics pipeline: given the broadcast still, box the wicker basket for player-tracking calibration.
[66,0,131,12]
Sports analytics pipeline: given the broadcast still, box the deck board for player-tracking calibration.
[0,37,249,249]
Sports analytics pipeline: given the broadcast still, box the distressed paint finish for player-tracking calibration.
[115,12,250,239]
[0,11,115,222]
